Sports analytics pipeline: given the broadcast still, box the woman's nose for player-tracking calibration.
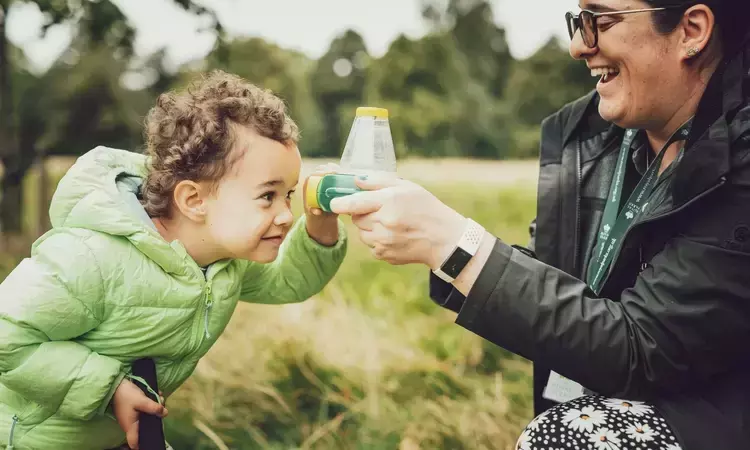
[569,31,598,60]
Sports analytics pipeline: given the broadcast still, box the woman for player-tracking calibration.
[330,1,750,449]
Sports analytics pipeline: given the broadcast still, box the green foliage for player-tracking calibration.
[198,37,327,158]
[0,0,225,233]
[505,37,595,127]
[26,45,151,155]
[3,0,594,168]
[310,30,370,157]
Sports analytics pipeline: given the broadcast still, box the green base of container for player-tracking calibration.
[304,173,363,213]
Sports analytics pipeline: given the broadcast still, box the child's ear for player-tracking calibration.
[173,180,206,222]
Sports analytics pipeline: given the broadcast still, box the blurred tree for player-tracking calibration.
[362,0,514,159]
[505,37,594,127]
[310,30,369,157]
[364,33,465,157]
[13,40,151,233]
[422,0,513,97]
[0,0,224,235]
[26,45,151,156]
[199,38,325,157]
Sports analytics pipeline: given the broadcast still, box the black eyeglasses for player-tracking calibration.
[565,7,674,48]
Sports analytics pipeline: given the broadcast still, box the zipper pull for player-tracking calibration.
[203,284,213,340]
[8,414,18,449]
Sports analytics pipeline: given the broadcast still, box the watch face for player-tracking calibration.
[442,247,473,279]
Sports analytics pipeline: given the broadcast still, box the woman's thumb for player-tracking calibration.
[354,173,404,191]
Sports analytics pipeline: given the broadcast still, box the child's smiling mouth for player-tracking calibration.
[261,234,284,246]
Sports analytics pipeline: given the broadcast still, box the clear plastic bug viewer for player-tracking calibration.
[304,107,397,212]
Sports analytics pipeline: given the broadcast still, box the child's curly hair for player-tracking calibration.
[141,70,299,218]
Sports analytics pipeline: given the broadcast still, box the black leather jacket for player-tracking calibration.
[430,37,750,450]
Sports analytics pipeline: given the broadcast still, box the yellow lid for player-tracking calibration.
[356,107,389,119]
[304,174,322,210]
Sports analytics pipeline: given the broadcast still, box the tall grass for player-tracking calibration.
[163,181,538,449]
[2,160,539,449]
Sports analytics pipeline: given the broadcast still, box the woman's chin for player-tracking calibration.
[597,100,628,126]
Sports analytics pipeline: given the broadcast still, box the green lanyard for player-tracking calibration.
[586,120,692,294]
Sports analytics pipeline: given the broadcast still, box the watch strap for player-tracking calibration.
[432,218,485,283]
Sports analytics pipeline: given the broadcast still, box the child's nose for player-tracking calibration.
[274,206,294,226]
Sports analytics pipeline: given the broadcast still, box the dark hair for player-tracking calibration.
[141,70,299,218]
[644,1,749,54]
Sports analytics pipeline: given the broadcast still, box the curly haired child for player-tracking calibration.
[0,70,347,449]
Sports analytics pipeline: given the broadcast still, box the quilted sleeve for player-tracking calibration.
[239,215,347,304]
[0,231,125,420]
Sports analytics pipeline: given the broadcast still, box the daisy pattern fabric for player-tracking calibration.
[515,396,684,450]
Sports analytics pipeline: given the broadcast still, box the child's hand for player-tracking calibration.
[112,379,168,450]
[305,163,341,247]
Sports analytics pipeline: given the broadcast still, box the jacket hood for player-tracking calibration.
[48,146,194,275]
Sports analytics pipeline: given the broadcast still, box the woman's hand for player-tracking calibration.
[329,174,466,269]
[304,163,341,247]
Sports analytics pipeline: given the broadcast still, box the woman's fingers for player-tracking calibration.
[358,229,377,248]
[357,224,397,260]
[354,173,406,191]
[351,213,375,231]
[330,190,385,215]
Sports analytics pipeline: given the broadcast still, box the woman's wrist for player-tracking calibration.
[451,232,495,296]
[428,211,468,270]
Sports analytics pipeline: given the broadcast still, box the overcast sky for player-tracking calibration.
[6,0,578,74]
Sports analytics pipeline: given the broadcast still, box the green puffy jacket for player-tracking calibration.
[0,147,347,449]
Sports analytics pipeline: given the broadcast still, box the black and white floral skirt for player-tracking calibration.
[516,395,683,450]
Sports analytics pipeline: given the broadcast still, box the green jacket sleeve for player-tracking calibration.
[239,215,347,304]
[0,231,125,420]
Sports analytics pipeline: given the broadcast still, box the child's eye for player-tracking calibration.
[286,189,296,200]
[260,192,275,202]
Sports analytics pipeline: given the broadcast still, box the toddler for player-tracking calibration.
[0,70,347,449]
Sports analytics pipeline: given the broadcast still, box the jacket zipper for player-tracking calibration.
[573,142,583,272]
[7,414,18,449]
[575,135,618,274]
[203,283,213,340]
[599,177,727,290]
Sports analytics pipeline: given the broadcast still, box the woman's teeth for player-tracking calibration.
[591,67,619,82]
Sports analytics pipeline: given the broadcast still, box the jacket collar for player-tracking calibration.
[673,31,750,206]
[561,90,601,148]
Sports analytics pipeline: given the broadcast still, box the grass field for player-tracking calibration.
[3,158,539,449]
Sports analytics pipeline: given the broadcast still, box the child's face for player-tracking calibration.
[203,126,301,263]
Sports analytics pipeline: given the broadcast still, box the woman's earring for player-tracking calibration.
[687,47,699,58]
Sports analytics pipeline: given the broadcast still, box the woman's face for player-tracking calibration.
[569,0,692,130]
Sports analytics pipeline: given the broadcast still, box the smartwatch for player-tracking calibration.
[432,218,486,283]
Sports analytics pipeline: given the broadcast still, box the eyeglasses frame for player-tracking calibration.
[565,6,683,48]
